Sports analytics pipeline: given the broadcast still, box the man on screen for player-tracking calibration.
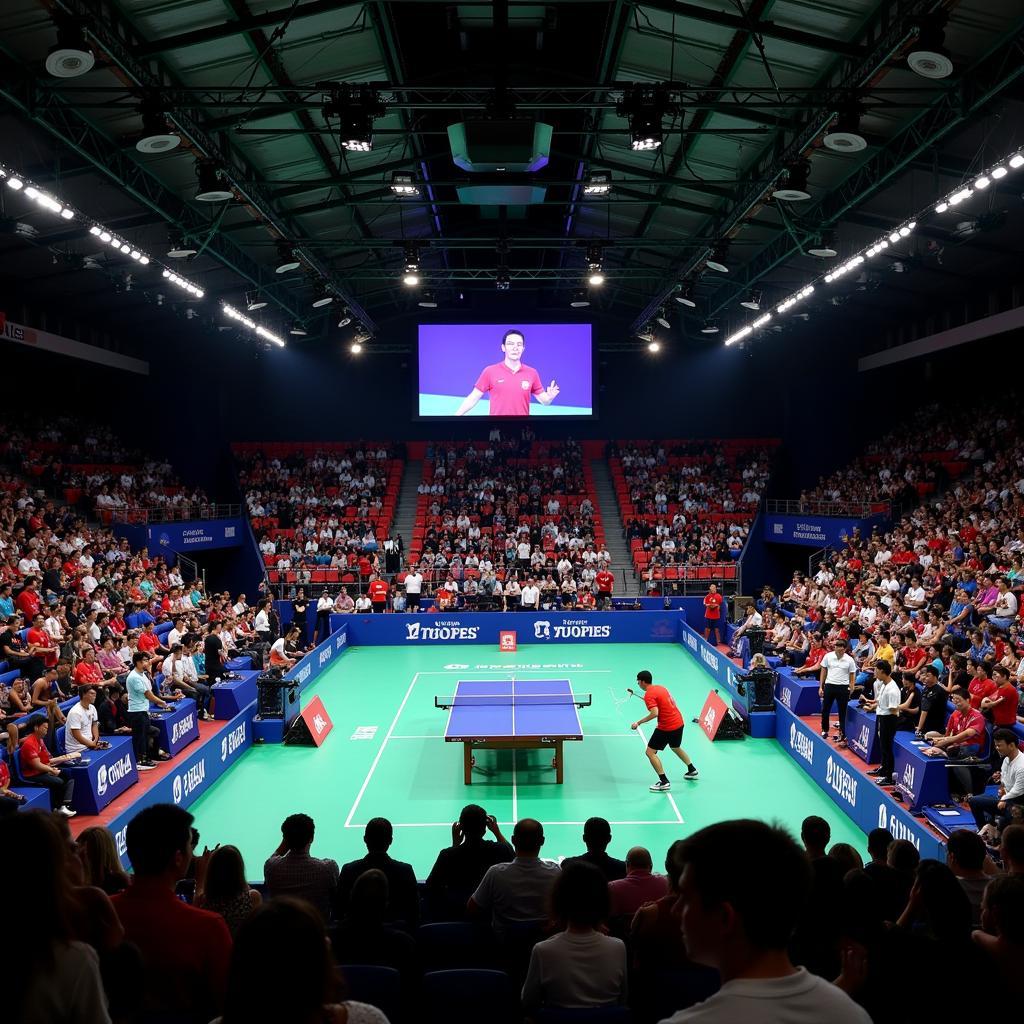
[455,329,560,416]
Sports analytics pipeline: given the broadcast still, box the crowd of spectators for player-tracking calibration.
[609,440,775,586]
[399,435,615,611]
[4,415,210,519]
[5,800,1022,1023]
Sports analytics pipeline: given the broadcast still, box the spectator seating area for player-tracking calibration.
[404,437,612,609]
[610,439,778,588]
[3,414,211,522]
[235,442,404,591]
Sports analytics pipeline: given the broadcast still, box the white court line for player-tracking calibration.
[348,820,682,829]
[343,671,421,828]
[636,724,684,824]
[511,750,518,823]
[413,670,614,674]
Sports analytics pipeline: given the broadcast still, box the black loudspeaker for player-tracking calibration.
[715,710,747,740]
[283,714,316,746]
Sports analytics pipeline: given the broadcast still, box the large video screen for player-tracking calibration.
[417,323,594,418]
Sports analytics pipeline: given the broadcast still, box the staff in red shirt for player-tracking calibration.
[18,715,78,815]
[922,687,986,757]
[981,666,1020,727]
[25,613,57,669]
[630,670,699,791]
[703,584,724,645]
[367,575,389,613]
[595,568,615,602]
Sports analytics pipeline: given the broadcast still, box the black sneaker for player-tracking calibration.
[685,766,700,779]
[138,760,156,771]
[821,730,829,738]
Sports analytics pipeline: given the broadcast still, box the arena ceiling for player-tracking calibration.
[0,0,1022,352]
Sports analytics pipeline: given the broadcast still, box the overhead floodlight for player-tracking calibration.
[991,166,1008,179]
[403,271,420,287]
[162,268,205,298]
[807,230,838,258]
[351,341,363,354]
[223,303,285,347]
[5,176,23,190]
[1009,153,1024,169]
[136,108,181,154]
[935,201,949,213]
[570,290,591,308]
[585,242,604,285]
[402,243,420,286]
[674,281,697,307]
[195,162,233,203]
[582,172,611,196]
[700,318,720,334]
[337,308,353,327]
[706,242,730,274]
[167,231,198,258]
[655,307,671,330]
[647,340,661,353]
[974,175,991,190]
[45,20,95,78]
[324,85,385,153]
[311,281,334,307]
[275,244,301,274]
[823,108,867,153]
[390,172,420,197]
[418,291,438,309]
[289,320,308,336]
[617,84,672,152]
[773,160,812,202]
[245,290,267,311]
[907,15,953,79]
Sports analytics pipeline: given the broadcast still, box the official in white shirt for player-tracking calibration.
[818,639,857,744]
[64,685,109,757]
[314,593,334,644]
[968,729,1024,831]
[863,660,901,784]
[404,568,423,611]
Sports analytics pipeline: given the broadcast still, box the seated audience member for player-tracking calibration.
[921,687,987,795]
[1000,824,1024,875]
[469,817,561,939]
[337,817,419,927]
[561,816,627,882]
[269,626,299,671]
[217,898,389,1024]
[196,844,262,937]
[17,715,78,816]
[663,819,871,1023]
[973,874,1024,990]
[946,830,993,928]
[112,804,232,1021]
[0,812,112,1024]
[264,813,339,923]
[969,729,1024,831]
[425,803,513,919]
[521,861,628,1013]
[331,868,417,979]
[76,825,131,896]
[608,846,668,920]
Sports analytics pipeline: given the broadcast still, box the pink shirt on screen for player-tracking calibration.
[474,361,543,416]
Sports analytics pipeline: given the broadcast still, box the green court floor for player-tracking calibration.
[189,643,864,877]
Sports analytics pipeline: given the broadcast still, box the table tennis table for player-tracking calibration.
[437,679,590,784]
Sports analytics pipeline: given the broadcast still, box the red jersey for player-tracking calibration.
[968,676,997,710]
[703,593,723,619]
[15,588,41,619]
[137,632,160,653]
[644,684,684,731]
[901,647,927,671]
[19,733,49,777]
[26,627,57,668]
[990,682,1019,726]
[74,660,103,685]
[946,707,986,749]
[0,759,9,790]
[368,580,389,603]
[474,361,543,416]
[595,570,614,594]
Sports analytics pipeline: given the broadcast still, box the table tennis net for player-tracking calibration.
[436,692,591,708]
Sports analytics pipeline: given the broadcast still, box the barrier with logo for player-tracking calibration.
[677,621,744,709]
[149,699,200,757]
[775,671,821,717]
[893,733,950,813]
[113,518,246,553]
[105,704,255,869]
[328,611,683,647]
[64,737,139,816]
[698,691,731,741]
[845,702,881,764]
[775,704,944,860]
[295,695,334,747]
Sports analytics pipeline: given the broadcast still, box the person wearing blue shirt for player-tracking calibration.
[967,631,993,663]
[0,585,14,619]
[125,652,170,770]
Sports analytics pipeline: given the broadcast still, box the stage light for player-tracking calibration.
[403,271,420,287]
[647,340,661,353]
[706,243,730,274]
[289,320,307,336]
[823,108,867,153]
[582,172,611,196]
[275,245,301,274]
[808,230,838,258]
[390,172,420,197]
[724,326,752,346]
[167,231,198,258]
[740,289,762,311]
[991,166,1008,179]
[324,85,384,153]
[674,281,697,307]
[655,307,671,329]
[161,268,204,298]
[1009,153,1024,169]
[246,290,267,311]
[311,281,334,307]
[223,303,285,347]
[418,291,438,309]
[773,160,811,202]
[351,341,363,354]
[700,318,719,334]
[136,108,181,154]
[617,84,671,152]
[974,175,990,190]
[45,19,95,78]
[495,269,511,291]
[907,16,953,79]
[5,177,23,190]
[337,308,352,327]
[194,162,233,203]
[570,290,591,308]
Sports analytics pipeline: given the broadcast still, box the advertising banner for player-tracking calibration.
[284,623,350,694]
[298,695,334,747]
[762,514,871,548]
[147,519,247,552]
[698,691,730,741]
[105,703,255,869]
[499,630,518,652]
[775,704,945,860]
[327,611,683,647]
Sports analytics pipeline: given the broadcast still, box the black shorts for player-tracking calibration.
[648,726,684,751]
